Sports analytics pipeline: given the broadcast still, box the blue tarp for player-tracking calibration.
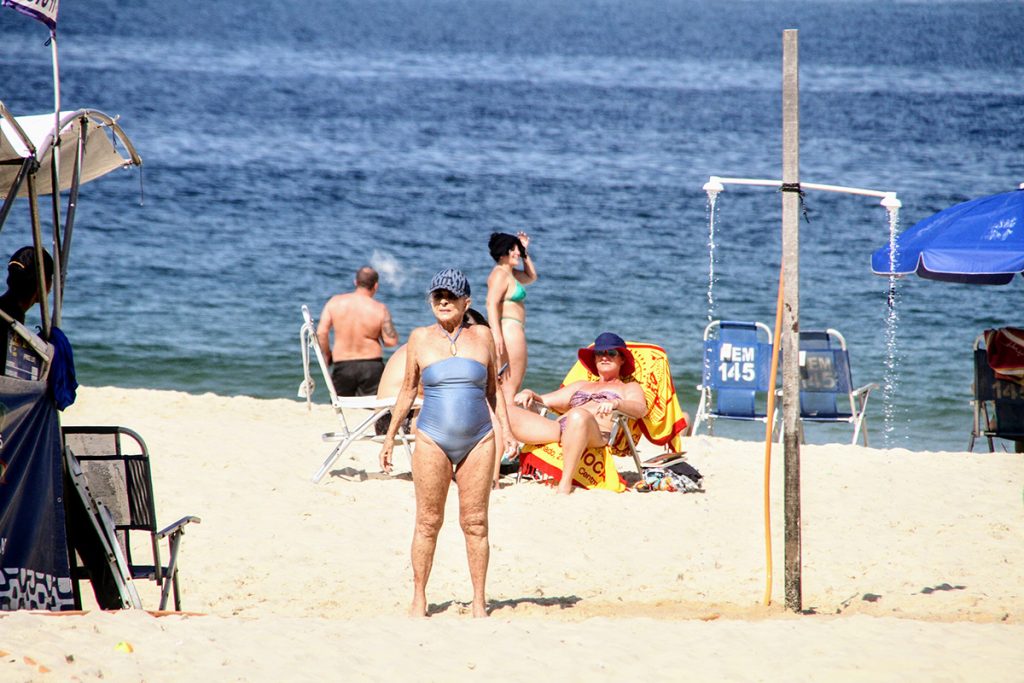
[0,375,74,611]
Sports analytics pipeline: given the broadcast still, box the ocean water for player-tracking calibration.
[2,0,1022,451]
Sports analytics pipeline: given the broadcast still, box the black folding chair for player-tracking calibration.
[63,426,200,610]
[969,334,1024,452]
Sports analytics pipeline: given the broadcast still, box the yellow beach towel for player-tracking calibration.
[520,342,688,492]
[521,440,626,492]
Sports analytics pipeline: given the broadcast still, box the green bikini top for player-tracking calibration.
[505,278,527,303]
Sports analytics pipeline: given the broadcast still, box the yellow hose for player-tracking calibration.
[763,266,784,606]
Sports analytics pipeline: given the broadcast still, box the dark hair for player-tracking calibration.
[463,308,489,327]
[355,266,379,289]
[488,232,526,263]
[7,246,54,294]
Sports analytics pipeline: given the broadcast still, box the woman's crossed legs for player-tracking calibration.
[508,406,607,495]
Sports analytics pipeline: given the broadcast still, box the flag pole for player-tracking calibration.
[1,0,63,327]
[49,27,64,327]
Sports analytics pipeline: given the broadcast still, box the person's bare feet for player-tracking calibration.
[409,596,428,618]
[472,602,489,618]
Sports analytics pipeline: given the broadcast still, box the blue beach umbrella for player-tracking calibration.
[871,188,1024,285]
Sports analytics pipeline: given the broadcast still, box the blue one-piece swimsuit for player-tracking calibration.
[417,357,493,465]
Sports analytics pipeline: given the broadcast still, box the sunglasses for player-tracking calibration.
[430,289,461,303]
[594,349,621,358]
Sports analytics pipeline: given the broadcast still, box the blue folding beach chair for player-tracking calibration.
[783,329,878,446]
[692,320,777,436]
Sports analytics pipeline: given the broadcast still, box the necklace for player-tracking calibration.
[438,323,464,356]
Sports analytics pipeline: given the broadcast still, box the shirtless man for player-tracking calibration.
[317,266,399,396]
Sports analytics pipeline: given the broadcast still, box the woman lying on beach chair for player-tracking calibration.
[509,333,688,494]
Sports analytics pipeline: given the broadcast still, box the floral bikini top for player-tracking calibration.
[568,389,621,409]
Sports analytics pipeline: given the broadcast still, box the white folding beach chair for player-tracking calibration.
[299,305,416,483]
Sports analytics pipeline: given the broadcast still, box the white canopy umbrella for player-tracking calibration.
[0,106,141,200]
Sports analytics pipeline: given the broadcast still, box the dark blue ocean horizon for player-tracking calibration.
[2,1,1023,451]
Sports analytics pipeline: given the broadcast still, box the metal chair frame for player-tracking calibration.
[692,320,778,437]
[969,333,1024,452]
[300,305,417,483]
[63,426,200,611]
[782,328,878,447]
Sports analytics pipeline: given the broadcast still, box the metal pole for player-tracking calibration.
[27,175,51,338]
[0,158,35,233]
[61,118,86,288]
[49,29,63,326]
[781,29,802,613]
[705,176,897,200]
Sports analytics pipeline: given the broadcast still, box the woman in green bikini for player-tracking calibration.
[486,231,537,397]
[486,231,537,483]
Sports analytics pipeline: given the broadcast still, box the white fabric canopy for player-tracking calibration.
[0,109,141,198]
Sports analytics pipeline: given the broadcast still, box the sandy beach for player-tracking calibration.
[3,385,1022,681]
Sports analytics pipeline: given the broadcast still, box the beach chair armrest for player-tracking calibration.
[612,409,642,427]
[154,515,200,611]
[334,396,423,411]
[334,396,401,410]
[611,410,645,442]
[533,403,553,417]
[851,383,879,399]
[156,516,201,540]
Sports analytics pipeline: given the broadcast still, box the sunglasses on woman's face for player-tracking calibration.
[594,349,620,358]
[431,289,459,303]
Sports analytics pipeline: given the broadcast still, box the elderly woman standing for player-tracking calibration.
[509,333,647,495]
[380,269,515,618]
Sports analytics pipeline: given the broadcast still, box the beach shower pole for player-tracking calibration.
[704,135,900,612]
[703,181,898,611]
[781,29,803,613]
